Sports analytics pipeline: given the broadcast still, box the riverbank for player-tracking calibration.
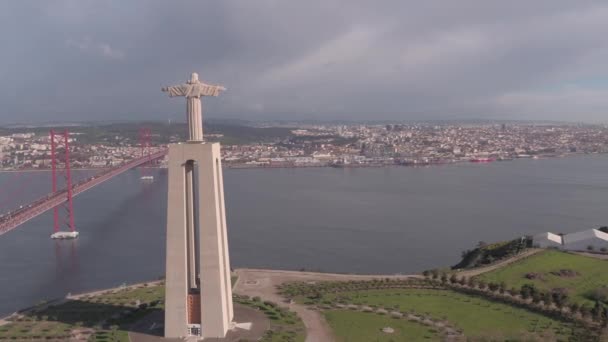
[3,248,604,342]
[0,279,164,326]
[2,150,604,172]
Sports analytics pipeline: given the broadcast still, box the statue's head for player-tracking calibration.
[188,73,199,84]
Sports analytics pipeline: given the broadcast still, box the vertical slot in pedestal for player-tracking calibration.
[185,160,199,292]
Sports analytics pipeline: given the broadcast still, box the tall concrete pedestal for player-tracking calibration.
[164,142,233,339]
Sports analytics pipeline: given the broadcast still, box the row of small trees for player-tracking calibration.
[280,275,607,328]
[422,271,608,326]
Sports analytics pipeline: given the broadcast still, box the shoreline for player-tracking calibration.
[0,279,165,325]
[2,151,603,173]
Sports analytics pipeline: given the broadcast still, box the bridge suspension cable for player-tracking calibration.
[0,146,167,237]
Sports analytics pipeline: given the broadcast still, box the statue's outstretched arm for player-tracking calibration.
[162,84,189,97]
[199,84,227,97]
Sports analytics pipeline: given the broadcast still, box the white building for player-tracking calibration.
[532,232,563,248]
[562,229,608,252]
[533,228,608,252]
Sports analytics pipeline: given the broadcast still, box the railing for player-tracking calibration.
[0,150,167,236]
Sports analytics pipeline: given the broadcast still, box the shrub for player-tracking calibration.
[592,287,608,303]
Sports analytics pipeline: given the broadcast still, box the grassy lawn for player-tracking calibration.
[0,283,164,341]
[2,282,308,341]
[83,283,165,308]
[0,319,73,340]
[321,288,582,341]
[476,250,608,305]
[325,310,439,342]
[233,295,306,342]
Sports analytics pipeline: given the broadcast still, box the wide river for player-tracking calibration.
[1,154,608,315]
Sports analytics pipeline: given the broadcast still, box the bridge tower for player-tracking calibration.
[50,129,78,239]
[139,127,154,181]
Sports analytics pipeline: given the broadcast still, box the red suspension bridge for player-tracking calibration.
[0,129,167,237]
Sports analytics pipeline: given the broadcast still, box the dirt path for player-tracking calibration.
[456,248,543,278]
[68,280,164,300]
[572,251,608,260]
[233,269,420,342]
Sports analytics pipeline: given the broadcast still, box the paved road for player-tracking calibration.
[233,268,420,342]
[456,249,543,278]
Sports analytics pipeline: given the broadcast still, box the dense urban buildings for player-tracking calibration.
[2,123,608,170]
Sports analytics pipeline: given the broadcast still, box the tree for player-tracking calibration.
[592,286,608,302]
[569,303,580,315]
[551,289,568,308]
[520,284,537,300]
[591,301,604,322]
[580,305,591,319]
[478,281,487,290]
[542,292,553,307]
[440,273,448,285]
[499,282,507,293]
[449,274,458,284]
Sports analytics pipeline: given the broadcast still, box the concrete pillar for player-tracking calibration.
[215,155,234,320]
[164,145,189,338]
[164,142,233,340]
[198,143,231,337]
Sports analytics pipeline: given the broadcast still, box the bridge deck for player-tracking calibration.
[0,150,167,236]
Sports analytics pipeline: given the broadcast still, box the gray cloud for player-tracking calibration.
[66,38,125,60]
[1,1,608,123]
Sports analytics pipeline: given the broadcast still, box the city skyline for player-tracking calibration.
[2,1,608,124]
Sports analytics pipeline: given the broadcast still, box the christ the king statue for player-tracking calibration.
[162,73,234,339]
[162,72,226,141]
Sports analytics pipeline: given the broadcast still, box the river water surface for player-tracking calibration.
[1,154,608,315]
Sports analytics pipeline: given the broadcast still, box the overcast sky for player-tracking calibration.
[1,1,608,124]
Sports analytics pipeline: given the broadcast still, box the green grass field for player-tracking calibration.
[234,295,306,342]
[324,310,439,342]
[0,283,165,342]
[321,288,583,341]
[476,250,608,305]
